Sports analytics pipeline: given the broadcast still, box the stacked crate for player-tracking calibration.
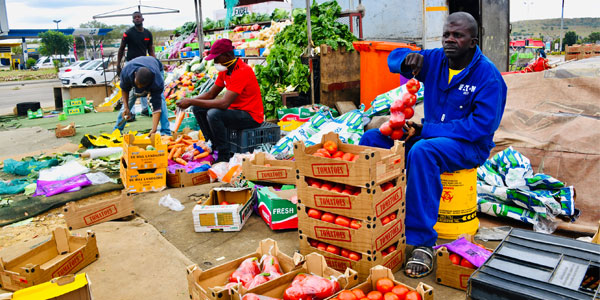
[120,133,168,193]
[294,132,407,280]
[63,97,86,116]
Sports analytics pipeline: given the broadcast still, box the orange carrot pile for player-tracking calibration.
[164,134,211,165]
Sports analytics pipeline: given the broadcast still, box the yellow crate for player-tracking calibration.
[122,133,168,170]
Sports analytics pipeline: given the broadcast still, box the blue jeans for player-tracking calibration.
[192,107,260,154]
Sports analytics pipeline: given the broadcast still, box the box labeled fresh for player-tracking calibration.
[192,187,253,232]
[256,186,298,230]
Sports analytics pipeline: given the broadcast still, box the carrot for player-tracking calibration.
[174,136,183,144]
[168,144,181,150]
[182,135,192,140]
[182,139,194,145]
[173,148,183,159]
[175,158,188,165]
[194,152,209,160]
[168,148,176,160]
[173,111,185,134]
[193,149,200,156]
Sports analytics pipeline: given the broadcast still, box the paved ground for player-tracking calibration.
[0,79,61,115]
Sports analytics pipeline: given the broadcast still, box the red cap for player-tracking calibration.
[205,39,234,60]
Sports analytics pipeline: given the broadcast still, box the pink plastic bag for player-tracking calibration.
[33,174,92,197]
[433,237,492,267]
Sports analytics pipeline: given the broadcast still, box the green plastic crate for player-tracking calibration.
[27,108,43,119]
[64,105,85,116]
[185,43,199,50]
[63,97,85,107]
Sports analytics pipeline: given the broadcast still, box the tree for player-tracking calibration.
[38,31,72,57]
[585,32,600,43]
[563,31,578,49]
[11,46,22,55]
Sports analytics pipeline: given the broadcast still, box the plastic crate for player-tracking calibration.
[233,49,245,57]
[180,50,200,58]
[63,97,85,107]
[27,108,43,119]
[227,122,280,154]
[64,105,85,116]
[186,42,199,49]
[468,228,600,300]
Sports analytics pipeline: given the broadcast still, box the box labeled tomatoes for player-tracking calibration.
[294,132,404,188]
[297,204,404,254]
[296,175,405,221]
[241,152,296,185]
[232,253,359,300]
[298,234,406,281]
[335,265,434,300]
[186,239,301,300]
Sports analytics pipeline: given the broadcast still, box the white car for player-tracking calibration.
[60,60,116,85]
[58,60,91,78]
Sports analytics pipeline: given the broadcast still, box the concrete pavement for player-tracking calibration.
[0,79,61,114]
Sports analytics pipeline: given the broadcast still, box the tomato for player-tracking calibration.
[321,212,336,223]
[321,182,334,191]
[334,157,343,160]
[220,201,230,205]
[391,285,409,299]
[381,249,389,257]
[323,141,338,155]
[326,244,340,255]
[403,107,414,119]
[348,252,361,261]
[338,290,358,300]
[379,121,393,136]
[460,258,476,269]
[352,289,367,299]
[402,93,417,108]
[386,245,396,253]
[307,208,323,219]
[332,184,344,194]
[367,291,383,300]
[342,152,355,161]
[390,99,405,114]
[381,182,394,191]
[449,253,461,265]
[381,216,391,225]
[309,239,319,247]
[389,113,405,129]
[341,249,350,258]
[311,181,323,189]
[342,189,353,195]
[405,291,421,300]
[316,148,332,157]
[350,220,362,229]
[376,278,394,293]
[317,242,327,251]
[335,215,351,227]
[353,190,360,196]
[390,129,404,140]
[332,150,345,158]
[405,78,421,94]
[383,292,399,300]
[313,152,326,157]
[351,155,359,161]
[389,213,397,221]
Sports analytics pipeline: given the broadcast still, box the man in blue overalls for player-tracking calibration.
[360,12,507,277]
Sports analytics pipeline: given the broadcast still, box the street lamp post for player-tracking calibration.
[53,19,61,30]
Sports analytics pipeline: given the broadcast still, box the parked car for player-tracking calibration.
[33,55,76,70]
[59,59,116,86]
[58,60,90,78]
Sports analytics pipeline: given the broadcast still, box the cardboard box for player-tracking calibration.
[192,187,253,232]
[241,153,296,185]
[297,204,404,254]
[62,191,134,230]
[256,187,298,230]
[592,221,600,244]
[0,228,99,291]
[122,134,168,170]
[294,132,405,188]
[167,169,210,188]
[55,123,76,138]
[244,48,260,57]
[343,266,434,300]
[296,174,405,221]
[186,239,302,300]
[435,234,494,291]
[7,273,93,300]
[120,158,166,193]
[231,253,359,300]
[299,233,405,281]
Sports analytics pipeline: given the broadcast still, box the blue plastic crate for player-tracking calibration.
[227,122,280,154]
[233,49,245,57]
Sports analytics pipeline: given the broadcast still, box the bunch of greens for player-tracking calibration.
[174,22,197,36]
[255,0,357,120]
[271,8,290,21]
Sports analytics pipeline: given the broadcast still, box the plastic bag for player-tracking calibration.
[283,273,341,300]
[3,158,59,176]
[305,109,365,147]
[260,254,283,280]
[242,294,280,300]
[158,194,185,211]
[33,174,92,197]
[364,81,424,118]
[39,160,89,181]
[433,237,492,267]
[270,109,335,158]
[229,257,261,288]
[85,172,115,185]
[0,179,30,194]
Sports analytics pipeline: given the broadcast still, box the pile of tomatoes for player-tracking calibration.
[448,252,477,269]
[331,278,421,300]
[307,238,362,261]
[379,79,421,140]
[306,178,396,195]
[313,141,358,161]
[307,208,398,228]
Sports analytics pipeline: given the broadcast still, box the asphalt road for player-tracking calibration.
[0,79,61,115]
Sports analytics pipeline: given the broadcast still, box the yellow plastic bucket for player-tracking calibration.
[433,168,479,239]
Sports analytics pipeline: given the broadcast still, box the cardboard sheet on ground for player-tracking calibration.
[0,219,193,299]
[494,57,600,228]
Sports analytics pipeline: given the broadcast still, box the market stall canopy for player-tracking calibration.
[0,28,113,40]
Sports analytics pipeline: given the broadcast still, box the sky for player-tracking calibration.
[3,0,600,31]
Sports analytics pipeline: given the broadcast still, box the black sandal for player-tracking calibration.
[405,246,434,278]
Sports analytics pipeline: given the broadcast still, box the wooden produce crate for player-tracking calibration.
[319,44,361,108]
[63,191,135,230]
[122,134,168,170]
[299,233,405,281]
[241,152,295,185]
[296,174,405,221]
[0,228,99,291]
[294,132,404,188]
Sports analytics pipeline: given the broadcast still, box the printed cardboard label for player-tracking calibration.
[257,169,288,180]
[52,251,84,278]
[383,250,404,270]
[314,194,352,209]
[84,204,118,225]
[314,226,352,242]
[375,187,403,217]
[459,274,470,289]
[375,221,403,250]
[323,256,352,272]
[311,163,349,177]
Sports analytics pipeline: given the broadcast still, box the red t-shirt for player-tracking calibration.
[215,59,264,123]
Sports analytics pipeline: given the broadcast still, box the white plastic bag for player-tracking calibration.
[158,194,185,211]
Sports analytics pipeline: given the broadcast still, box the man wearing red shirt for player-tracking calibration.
[177,39,264,163]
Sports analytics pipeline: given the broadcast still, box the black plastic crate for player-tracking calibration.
[227,122,280,154]
[468,228,600,300]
